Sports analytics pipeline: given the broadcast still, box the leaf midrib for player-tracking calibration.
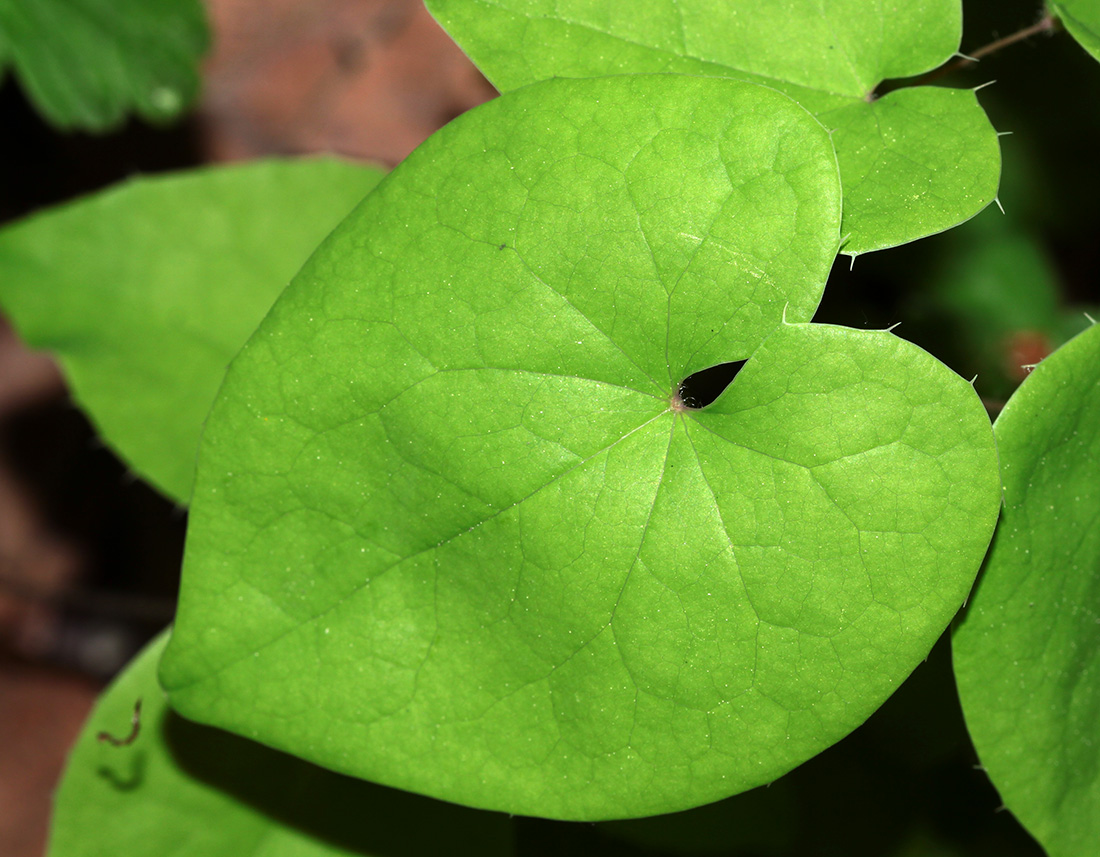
[166,404,673,695]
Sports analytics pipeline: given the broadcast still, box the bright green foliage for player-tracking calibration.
[954,322,1100,857]
[161,75,1000,820]
[1051,0,1100,61]
[425,0,1001,255]
[0,159,385,503]
[49,631,514,857]
[0,0,207,130]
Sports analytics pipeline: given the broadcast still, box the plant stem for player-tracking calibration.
[880,12,1062,94]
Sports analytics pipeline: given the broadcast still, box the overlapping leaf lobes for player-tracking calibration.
[162,75,999,820]
[426,0,1001,256]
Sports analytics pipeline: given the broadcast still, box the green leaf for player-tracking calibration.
[953,321,1100,857]
[48,630,515,857]
[0,158,386,503]
[1050,0,1100,61]
[425,0,1001,255]
[160,75,1000,820]
[0,0,208,130]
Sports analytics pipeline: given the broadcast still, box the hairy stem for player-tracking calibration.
[879,12,1062,94]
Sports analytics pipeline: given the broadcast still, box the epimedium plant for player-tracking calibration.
[0,0,1097,855]
[159,73,1002,820]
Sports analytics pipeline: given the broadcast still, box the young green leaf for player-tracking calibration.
[425,0,1001,255]
[953,321,1100,857]
[49,630,514,857]
[1050,0,1100,61]
[0,158,385,503]
[0,0,207,130]
[161,75,1000,820]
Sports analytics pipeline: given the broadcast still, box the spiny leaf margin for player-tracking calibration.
[425,0,1001,255]
[0,0,207,130]
[953,320,1100,857]
[161,74,1000,820]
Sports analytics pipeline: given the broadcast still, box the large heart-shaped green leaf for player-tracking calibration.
[49,630,514,857]
[1051,0,1100,62]
[953,321,1100,857]
[0,158,385,503]
[161,75,1000,820]
[425,0,1000,255]
[0,0,207,129]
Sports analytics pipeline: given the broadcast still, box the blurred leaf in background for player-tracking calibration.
[1050,0,1100,61]
[0,0,208,131]
[427,0,1002,255]
[49,630,516,857]
[0,158,386,503]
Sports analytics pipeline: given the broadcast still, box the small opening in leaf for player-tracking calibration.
[673,360,747,411]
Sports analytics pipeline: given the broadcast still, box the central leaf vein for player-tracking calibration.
[174,408,674,693]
